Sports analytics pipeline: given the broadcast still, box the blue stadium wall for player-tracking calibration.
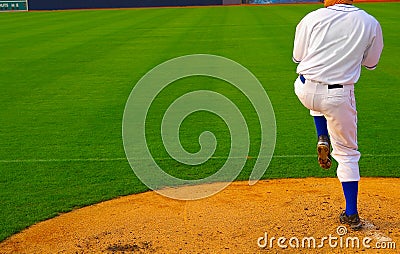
[28,0,223,10]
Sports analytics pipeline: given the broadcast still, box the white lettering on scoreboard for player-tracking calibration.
[0,0,27,11]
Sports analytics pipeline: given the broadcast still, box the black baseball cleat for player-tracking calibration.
[339,211,363,231]
[317,135,331,169]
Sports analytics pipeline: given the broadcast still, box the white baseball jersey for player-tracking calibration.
[293,4,383,85]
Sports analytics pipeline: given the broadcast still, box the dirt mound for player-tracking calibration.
[1,178,399,253]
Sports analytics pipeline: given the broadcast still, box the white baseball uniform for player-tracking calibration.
[293,4,383,182]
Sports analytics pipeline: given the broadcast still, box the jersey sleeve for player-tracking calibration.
[292,17,309,64]
[362,22,383,70]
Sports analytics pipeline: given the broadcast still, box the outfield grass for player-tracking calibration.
[0,3,399,241]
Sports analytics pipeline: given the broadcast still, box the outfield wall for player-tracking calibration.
[25,0,397,11]
[223,0,242,4]
[28,0,224,10]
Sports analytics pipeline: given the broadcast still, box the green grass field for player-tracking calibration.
[0,3,399,242]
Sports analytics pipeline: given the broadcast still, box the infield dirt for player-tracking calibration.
[1,177,399,253]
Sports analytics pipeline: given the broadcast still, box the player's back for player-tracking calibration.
[294,4,381,84]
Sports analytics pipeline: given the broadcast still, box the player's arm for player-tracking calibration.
[292,18,309,64]
[362,22,383,70]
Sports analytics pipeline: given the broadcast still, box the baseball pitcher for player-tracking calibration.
[292,0,383,230]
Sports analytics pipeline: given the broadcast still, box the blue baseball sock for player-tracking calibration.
[341,181,359,216]
[313,116,329,137]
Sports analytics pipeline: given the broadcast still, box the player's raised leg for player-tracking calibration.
[311,110,331,169]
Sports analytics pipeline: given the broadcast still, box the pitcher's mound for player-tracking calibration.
[1,177,399,253]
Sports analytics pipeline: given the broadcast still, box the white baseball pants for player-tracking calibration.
[294,76,360,182]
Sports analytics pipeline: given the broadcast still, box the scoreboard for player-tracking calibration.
[0,0,28,11]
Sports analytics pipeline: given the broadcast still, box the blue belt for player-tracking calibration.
[300,75,343,89]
